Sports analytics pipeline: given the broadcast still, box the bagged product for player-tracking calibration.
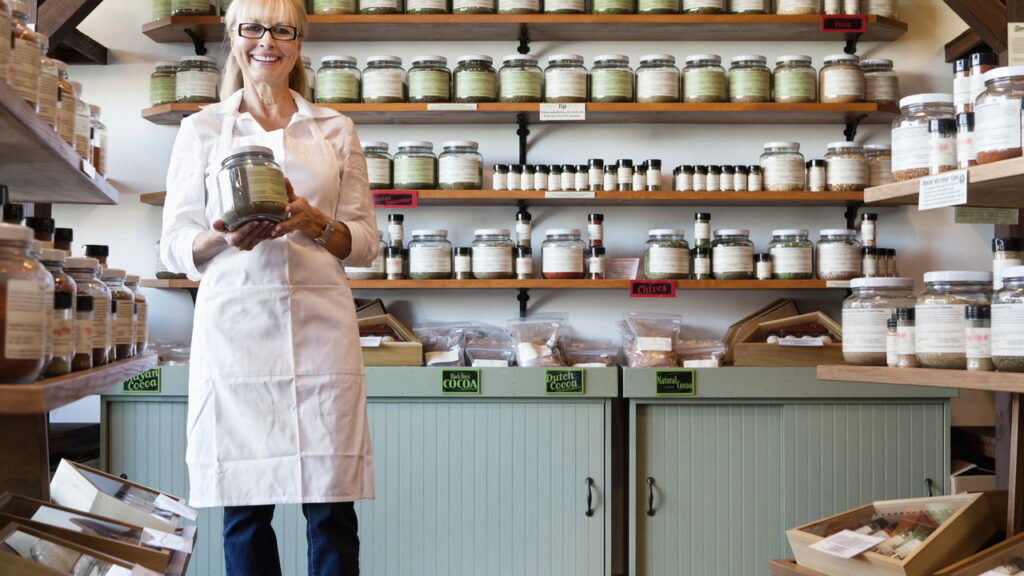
[508,316,567,367]
[560,335,620,367]
[464,323,516,367]
[413,321,472,366]
[618,312,683,367]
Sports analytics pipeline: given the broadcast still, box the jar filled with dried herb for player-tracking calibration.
[891,93,955,181]
[542,229,585,279]
[816,229,862,280]
[966,305,994,371]
[683,0,722,13]
[176,55,220,103]
[638,0,677,14]
[499,54,543,102]
[683,54,726,103]
[407,55,451,103]
[516,245,533,279]
[394,141,437,189]
[825,141,868,192]
[842,277,915,366]
[544,54,587,103]
[819,54,865,104]
[590,55,634,103]
[768,229,813,279]
[439,141,483,190]
[40,250,76,377]
[588,159,604,191]
[406,0,448,14]
[916,270,992,369]
[993,266,1024,372]
[102,268,135,361]
[644,229,690,280]
[314,0,357,13]
[150,61,177,106]
[865,144,894,186]
[454,0,493,12]
[591,0,632,14]
[636,55,679,103]
[499,0,539,13]
[409,230,453,279]
[712,229,754,280]
[362,141,393,190]
[362,56,405,103]
[455,55,497,102]
[472,229,514,279]
[729,55,771,103]
[773,55,817,104]
[360,0,400,13]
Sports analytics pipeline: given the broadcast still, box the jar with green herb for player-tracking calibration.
[591,0,633,13]
[408,230,453,279]
[712,229,754,280]
[683,0,722,12]
[394,141,437,189]
[498,0,539,13]
[454,55,497,102]
[153,0,172,20]
[768,229,813,279]
[637,54,679,103]
[730,0,767,12]
[590,55,633,103]
[176,55,220,103]
[362,56,405,103]
[316,55,361,103]
[314,0,357,13]
[406,0,448,13]
[917,271,992,369]
[439,141,483,189]
[499,54,543,102]
[544,0,584,12]
[643,229,690,279]
[993,266,1024,372]
[362,141,393,190]
[453,0,493,12]
[407,55,451,103]
[150,61,177,106]
[729,55,771,103]
[544,54,588,103]
[773,55,816,103]
[638,0,677,14]
[692,246,712,279]
[360,0,401,13]
[683,54,726,103]
[171,0,213,15]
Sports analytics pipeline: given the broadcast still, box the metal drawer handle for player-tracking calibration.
[646,477,656,517]
[585,477,595,517]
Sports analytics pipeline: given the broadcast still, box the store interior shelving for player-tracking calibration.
[142,277,849,290]
[865,156,1024,208]
[817,365,1024,394]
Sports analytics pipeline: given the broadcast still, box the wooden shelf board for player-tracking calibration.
[142,101,898,126]
[0,355,158,415]
[142,13,906,43]
[0,81,119,205]
[816,364,1024,394]
[142,278,842,290]
[141,278,196,288]
[865,157,1024,208]
[769,560,827,576]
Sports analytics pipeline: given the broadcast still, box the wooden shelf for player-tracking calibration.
[141,278,195,288]
[816,364,1024,394]
[142,13,907,43]
[769,560,826,576]
[0,355,158,415]
[141,101,898,126]
[865,157,1024,208]
[143,278,844,290]
[0,79,119,204]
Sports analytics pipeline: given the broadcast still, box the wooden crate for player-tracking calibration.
[734,311,843,367]
[358,314,423,366]
[787,493,995,576]
[935,530,1024,575]
[0,521,143,576]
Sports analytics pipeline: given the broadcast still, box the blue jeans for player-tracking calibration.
[223,502,359,576]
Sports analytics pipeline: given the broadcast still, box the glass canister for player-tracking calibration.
[150,61,177,106]
[171,0,213,14]
[636,54,679,103]
[544,54,588,103]
[64,257,110,368]
[472,228,514,279]
[842,277,916,366]
[638,0,677,14]
[408,230,453,279]
[438,141,483,189]
[0,224,51,383]
[974,66,1024,165]
[71,83,90,161]
[816,229,861,280]
[499,0,539,13]
[88,104,108,175]
[359,0,401,14]
[499,54,543,103]
[453,0,493,13]
[683,54,727,103]
[314,0,357,13]
[728,55,771,103]
[56,61,76,148]
[966,305,994,371]
[862,58,899,105]
[35,33,59,129]
[590,55,634,103]
[683,0,722,12]
[542,229,585,279]
[773,55,817,104]
[152,0,171,20]
[408,55,451,103]
[316,55,361,103]
[865,144,894,187]
[712,229,754,280]
[731,0,767,11]
[394,141,437,189]
[768,229,813,280]
[825,141,868,192]
[591,0,632,14]
[216,145,288,230]
[102,268,135,361]
[9,0,39,106]
[993,266,1024,372]
[916,271,993,369]
[40,249,76,377]
[643,229,690,280]
[345,230,387,280]
[891,93,955,181]
[928,118,957,175]
[776,0,820,13]
[362,141,393,190]
[302,56,315,101]
[760,141,805,192]
[865,0,896,18]
[544,0,584,13]
[176,55,220,103]
[406,0,448,13]
[454,55,497,103]
[362,55,405,103]
[819,54,865,104]
[125,275,147,355]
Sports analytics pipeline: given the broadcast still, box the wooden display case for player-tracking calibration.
[0,522,144,576]
[936,531,1024,576]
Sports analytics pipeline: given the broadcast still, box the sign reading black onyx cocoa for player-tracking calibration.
[819,14,868,34]
[655,370,696,396]
[545,369,585,395]
[122,368,161,394]
[630,280,677,298]
[372,190,419,208]
[441,369,481,394]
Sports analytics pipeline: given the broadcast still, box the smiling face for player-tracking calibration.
[227,1,305,92]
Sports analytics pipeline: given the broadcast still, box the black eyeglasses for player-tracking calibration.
[237,22,300,41]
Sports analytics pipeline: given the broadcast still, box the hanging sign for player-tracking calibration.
[545,369,585,395]
[630,280,677,298]
[820,15,868,34]
[372,190,419,208]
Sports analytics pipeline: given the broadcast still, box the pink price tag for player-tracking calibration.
[372,190,419,208]
[630,280,677,298]
[820,14,868,34]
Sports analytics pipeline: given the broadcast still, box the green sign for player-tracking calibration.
[441,369,481,394]
[545,369,585,395]
[122,369,161,394]
[655,370,696,396]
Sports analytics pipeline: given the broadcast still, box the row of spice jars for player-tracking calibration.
[363,140,484,189]
[491,160,663,192]
[759,141,889,192]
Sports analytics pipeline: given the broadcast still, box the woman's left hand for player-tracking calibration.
[271,179,329,240]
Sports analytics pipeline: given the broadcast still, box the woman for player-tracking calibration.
[160,0,376,573]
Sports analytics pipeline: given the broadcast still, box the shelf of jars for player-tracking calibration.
[140,101,899,126]
[864,156,1024,208]
[0,77,119,205]
[142,278,846,290]
[142,13,907,43]
[816,364,1024,394]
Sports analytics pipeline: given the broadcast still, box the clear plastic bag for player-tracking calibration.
[465,323,516,367]
[618,312,683,368]
[413,321,472,366]
[508,316,567,367]
[560,335,620,367]
[676,339,727,367]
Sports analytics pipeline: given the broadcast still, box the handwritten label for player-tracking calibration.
[372,190,419,208]
[655,370,696,396]
[153,493,198,521]
[919,169,968,210]
[539,103,586,121]
[820,14,868,34]
[955,207,1020,224]
[426,103,478,111]
[606,258,640,280]
[122,369,160,393]
[142,528,194,553]
[630,280,677,298]
[544,191,595,199]
[545,369,585,394]
[360,336,383,348]
[441,368,481,394]
[809,529,885,559]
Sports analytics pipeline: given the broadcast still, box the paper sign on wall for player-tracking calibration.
[539,103,586,121]
[809,530,885,559]
[919,169,968,210]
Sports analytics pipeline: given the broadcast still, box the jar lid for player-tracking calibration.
[302,56,311,66]
[640,54,675,63]
[994,237,1023,251]
[929,118,956,132]
[864,144,892,151]
[411,229,448,236]
[850,277,915,289]
[367,55,402,64]
[775,54,812,64]
[361,141,388,150]
[102,268,127,279]
[755,253,771,261]
[502,54,537,64]
[0,222,32,242]
[806,159,826,167]
[763,141,800,150]
[898,93,955,109]
[475,228,509,236]
[731,54,767,63]
[983,66,1024,84]
[823,53,860,64]
[387,213,404,222]
[862,213,878,221]
[411,55,447,64]
[827,141,864,150]
[957,112,975,128]
[126,274,141,284]
[548,53,584,63]
[453,246,471,255]
[457,54,493,64]
[84,244,109,257]
[65,257,99,270]
[772,228,809,236]
[321,55,357,64]
[397,140,433,149]
[819,228,855,236]
[861,58,894,67]
[40,249,65,263]
[684,54,721,64]
[155,60,177,68]
[224,145,274,164]
[546,228,581,236]
[180,55,216,63]
[897,307,915,321]
[594,54,629,63]
[971,52,999,67]
[1002,265,1024,279]
[715,228,749,236]
[923,270,993,283]
[649,228,685,236]
[442,140,478,149]
[966,305,991,320]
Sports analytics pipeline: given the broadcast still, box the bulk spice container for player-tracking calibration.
[891,93,955,181]
[590,55,633,103]
[974,66,1024,164]
[683,0,722,13]
[171,0,212,14]
[993,266,1024,372]
[928,118,957,175]
[438,141,483,189]
[865,145,893,187]
[316,55,361,103]
[731,0,767,12]
[406,0,447,14]
[362,56,405,103]
[592,0,632,14]
[643,229,689,280]
[545,0,583,13]
[471,229,514,279]
[176,55,220,103]
[768,229,813,280]
[40,250,76,377]
[499,54,542,102]
[825,141,867,192]
[125,275,147,354]
[916,271,992,369]
[360,0,400,13]
[56,61,76,148]
[729,55,771,103]
[499,0,539,13]
[773,55,817,104]
[216,145,289,230]
[0,224,51,383]
[862,58,899,105]
[64,257,110,368]
[150,61,177,106]
[712,229,754,280]
[816,229,862,280]
[776,0,820,14]
[819,54,865,103]
[10,0,39,106]
[761,142,805,192]
[314,0,357,13]
[542,229,585,279]
[408,230,453,279]
[362,141,393,190]
[454,55,497,103]
[453,0,493,13]
[544,54,587,103]
[633,55,680,103]
[407,56,450,103]
[638,0,677,14]
[842,277,915,366]
[345,231,387,280]
[393,141,437,189]
[102,269,135,361]
[683,55,727,103]
[994,238,1023,290]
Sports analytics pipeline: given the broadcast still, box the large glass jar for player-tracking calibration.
[88,105,108,175]
[316,55,361,103]
[360,0,401,13]
[865,144,894,187]
[729,55,770,103]
[816,229,861,280]
[150,61,177,106]
[777,0,820,13]
[638,0,676,14]
[820,54,865,104]
[217,145,288,230]
[408,230,453,279]
[70,82,90,161]
[499,54,543,103]
[171,0,213,14]
[590,55,633,103]
[0,224,51,383]
[152,0,171,20]
[56,61,76,148]
[773,55,817,103]
[406,0,448,13]
[362,141,392,190]
[454,0,493,12]
[498,0,538,14]
[125,275,148,355]
[408,55,451,103]
[454,55,497,103]
[712,229,754,280]
[863,58,900,105]
[993,266,1024,372]
[314,0,357,13]
[760,141,805,192]
[102,268,135,361]
[544,0,583,13]
[842,277,916,366]
[731,0,767,11]
[9,0,38,106]
[64,257,110,368]
[439,141,483,189]
[472,229,514,279]
[636,54,679,103]
[891,93,955,181]
[825,141,868,192]
[542,229,585,279]
[544,54,588,103]
[643,229,690,280]
[35,33,59,128]
[683,0,722,13]
[362,56,405,103]
[974,66,1024,165]
[40,249,76,377]
[916,271,993,369]
[591,0,632,14]
[768,229,813,280]
[345,231,387,280]
[683,54,726,103]
[176,55,219,103]
[394,141,437,189]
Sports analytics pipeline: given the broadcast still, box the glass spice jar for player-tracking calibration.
[603,164,616,191]
[806,160,826,192]
[891,93,955,181]
[683,0,722,13]
[492,164,508,190]
[454,0,493,12]
[632,164,646,191]
[773,55,817,104]
[916,271,992,369]
[516,245,533,279]
[394,141,437,189]
[544,54,588,103]
[587,213,604,248]
[712,229,754,280]
[508,164,522,190]
[636,55,679,103]
[345,231,387,280]
[521,165,536,191]
[586,247,606,279]
[545,0,583,12]
[816,229,861,281]
[471,229,514,279]
[406,0,448,14]
[965,305,994,371]
[954,58,971,114]
[72,85,91,161]
[542,229,585,279]
[974,66,1024,165]
[64,257,110,368]
[693,212,711,248]
[861,246,878,277]
[591,0,632,14]
[302,56,315,101]
[819,54,865,104]
[362,141,393,190]
[387,214,404,247]
[638,0,677,14]
[993,266,1024,372]
[768,229,813,279]
[37,34,60,128]
[865,145,894,187]
[88,105,108,175]
[0,224,50,383]
[360,0,400,13]
[314,0,357,13]
[217,145,288,230]
[385,246,404,279]
[728,55,771,103]
[452,247,472,279]
[454,55,497,103]
[362,56,405,103]
[693,165,708,191]
[175,55,220,103]
[706,165,721,192]
[534,165,549,190]
[861,212,877,248]
[406,56,450,103]
[316,55,361,103]
[896,307,918,368]
[40,249,76,377]
[825,141,868,192]
[499,54,543,102]
[56,60,76,148]
[590,55,634,103]
[676,166,694,191]
[647,160,662,190]
[72,294,93,372]
[748,165,763,191]
[499,0,539,13]
[755,253,772,280]
[124,275,147,355]
[588,159,604,191]
[776,0,820,13]
[994,238,1023,291]
[862,58,900,105]
[842,277,916,366]
[438,141,483,190]
[683,54,727,103]
[692,246,712,279]
[928,118,958,175]
[643,229,690,280]
[149,61,177,106]
[761,141,806,192]
[102,268,135,361]
[408,230,453,279]
[734,165,749,191]
[956,112,976,169]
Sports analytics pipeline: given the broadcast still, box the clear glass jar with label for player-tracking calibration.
[394,141,437,189]
[362,56,405,103]
[993,266,1024,372]
[953,58,970,114]
[471,229,514,279]
[643,229,689,280]
[124,275,147,355]
[544,54,588,103]
[492,164,508,190]
[408,230,452,279]
[454,55,497,103]
[591,0,632,14]
[56,60,76,148]
[64,257,110,368]
[150,61,177,107]
[928,118,957,175]
[865,0,896,18]
[896,307,918,368]
[635,55,679,103]
[499,0,539,12]
[734,165,748,190]
[773,55,817,103]
[768,229,813,279]
[9,0,38,106]
[406,56,450,103]
[842,277,915,366]
[776,0,820,13]
[916,270,992,369]
[825,141,868,192]
[588,159,604,191]
[406,0,448,13]
[638,0,677,14]
[439,141,483,189]
[346,231,387,280]
[965,305,994,371]
[499,54,543,103]
[760,141,805,192]
[865,144,894,186]
[544,0,583,12]
[0,224,51,383]
[861,246,878,277]
[171,0,213,14]
[729,55,770,103]
[387,214,403,248]
[994,238,1023,291]
[974,66,1024,165]
[816,229,861,280]
[102,269,135,361]
[819,54,865,104]
[683,54,726,103]
[71,83,91,161]
[590,55,633,103]
[516,245,533,279]
[36,33,59,129]
[314,0,357,13]
[712,229,754,280]
[806,159,826,192]
[957,112,976,169]
[454,0,493,13]
[453,247,472,279]
[891,93,955,181]
[683,0,722,12]
[40,250,75,377]
[176,55,220,103]
[217,145,288,230]
[362,141,393,190]
[360,0,401,13]
[316,55,361,103]
[862,58,899,105]
[88,105,107,175]
[542,229,585,279]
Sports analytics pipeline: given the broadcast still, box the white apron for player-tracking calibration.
[185,110,374,508]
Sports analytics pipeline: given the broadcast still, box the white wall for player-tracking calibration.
[50,0,988,421]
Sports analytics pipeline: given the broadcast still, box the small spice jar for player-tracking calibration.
[175,55,220,103]
[728,54,771,103]
[816,229,861,281]
[492,164,508,190]
[773,55,817,104]
[515,245,533,279]
[706,166,721,192]
[965,305,994,371]
[819,54,865,104]
[693,212,712,248]
[647,160,663,191]
[748,166,763,191]
[891,93,956,181]
[954,58,971,114]
[719,165,734,191]
[768,229,813,279]
[216,145,288,231]
[544,54,588,103]
[861,213,877,248]
[755,253,773,280]
[683,0,722,12]
[842,277,916,366]
[72,294,93,372]
[561,164,576,190]
[394,141,437,189]
[438,141,483,190]
[40,249,76,377]
[345,230,387,280]
[387,214,404,247]
[588,159,605,191]
[896,307,918,368]
[683,54,727,103]
[887,317,899,366]
[102,268,135,361]
[916,270,992,369]
[362,141,393,190]
[542,229,585,279]
[712,229,754,280]
[454,55,497,103]
[586,246,606,279]
[633,163,647,191]
[863,58,900,105]
[638,0,677,15]
[734,165,749,191]
[994,238,1023,291]
[970,52,999,107]
[499,0,539,13]
[602,164,616,191]
[408,229,453,279]
[865,145,894,187]
[993,266,1024,372]
[362,56,405,103]
[0,224,51,383]
[591,0,633,14]
[776,0,820,13]
[861,246,879,277]
[974,66,1024,164]
[957,112,977,169]
[806,160,826,192]
[590,55,634,103]
[534,165,549,190]
[515,207,532,246]
[617,160,633,191]
[587,213,604,248]
[454,0,493,13]
[693,166,708,191]
[407,55,451,103]
[643,229,690,280]
[499,54,543,103]
[928,118,958,175]
[149,61,177,106]
[761,141,806,192]
[508,164,523,190]
[471,228,514,279]
[825,141,868,191]
[64,257,110,367]
[316,55,361,103]
[636,55,680,103]
[452,247,472,279]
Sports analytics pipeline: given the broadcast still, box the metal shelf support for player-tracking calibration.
[844,113,868,142]
[517,24,531,54]
[517,288,530,318]
[184,28,207,56]
[517,114,530,165]
[844,202,863,230]
[844,33,862,54]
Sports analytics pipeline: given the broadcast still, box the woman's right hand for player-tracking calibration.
[213,220,276,251]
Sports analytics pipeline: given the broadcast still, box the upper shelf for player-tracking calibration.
[0,355,158,415]
[816,365,1024,394]
[142,13,907,43]
[143,278,849,290]
[865,157,1024,208]
[0,80,119,204]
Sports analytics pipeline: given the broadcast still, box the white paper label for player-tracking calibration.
[818,243,861,275]
[891,123,930,173]
[866,76,900,103]
[966,326,991,360]
[588,223,603,241]
[142,527,194,553]
[175,70,219,100]
[712,245,754,273]
[561,171,575,190]
[362,69,404,99]
[771,246,812,274]
[822,69,865,99]
[827,157,867,187]
[916,304,967,354]
[897,325,916,355]
[137,301,148,344]
[5,279,46,359]
[810,530,886,559]
[409,246,451,273]
[575,172,588,190]
[647,246,689,275]
[1010,22,1024,66]
[516,257,533,275]
[426,349,460,365]
[539,103,586,121]
[957,132,976,167]
[366,157,391,186]
[154,493,198,521]
[637,70,679,100]
[693,257,711,275]
[388,223,403,243]
[779,337,824,347]
[517,342,551,364]
[407,0,446,8]
[53,315,74,357]
[472,246,512,274]
[501,0,539,8]
[919,169,968,211]
[360,336,383,347]
[762,157,805,189]
[588,256,605,275]
[993,303,1024,356]
[386,257,402,275]
[543,246,583,273]
[954,76,972,110]
[454,255,471,273]
[777,0,819,12]
[974,99,1023,153]
[694,222,711,243]
[472,359,509,367]
[76,312,95,352]
[545,69,587,100]
[492,172,508,190]
[439,156,480,185]
[842,308,893,353]
[636,336,672,351]
[534,171,547,190]
[929,137,957,170]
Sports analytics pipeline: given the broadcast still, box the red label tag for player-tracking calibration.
[630,280,677,298]
[372,190,419,208]
[820,14,868,34]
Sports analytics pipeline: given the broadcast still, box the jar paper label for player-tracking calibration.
[774,70,816,101]
[408,0,446,9]
[712,245,754,273]
[770,246,812,274]
[684,69,726,101]
[545,69,587,100]
[810,530,885,559]
[456,70,497,100]
[866,75,900,102]
[363,69,404,99]
[366,157,391,185]
[729,69,770,100]
[637,70,679,100]
[916,304,967,354]
[76,313,95,353]
[542,246,583,273]
[316,72,359,101]
[993,303,1024,356]
[409,246,451,273]
[439,156,481,185]
[426,350,460,365]
[974,99,1023,153]
[238,166,288,204]
[454,255,472,273]
[175,70,219,100]
[409,70,451,99]
[114,302,134,345]
[822,69,865,99]
[818,243,862,275]
[52,315,73,358]
[842,308,893,353]
[454,0,493,8]
[11,37,41,102]
[516,257,533,275]
[499,69,542,100]
[647,246,689,275]
[762,157,805,188]
[897,325,915,355]
[591,69,633,99]
[827,157,867,187]
[394,157,435,186]
[954,76,972,109]
[637,336,672,351]
[891,123,930,173]
[5,279,46,360]
[154,493,198,521]
[472,246,512,274]
[966,326,991,360]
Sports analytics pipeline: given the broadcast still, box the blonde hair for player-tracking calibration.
[220,0,308,101]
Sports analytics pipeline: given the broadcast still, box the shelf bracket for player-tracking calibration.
[184,28,208,56]
[844,202,863,230]
[844,33,862,55]
[517,288,530,318]
[517,114,530,165]
[517,24,530,55]
[843,114,868,142]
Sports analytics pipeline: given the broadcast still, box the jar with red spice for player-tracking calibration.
[542,229,584,279]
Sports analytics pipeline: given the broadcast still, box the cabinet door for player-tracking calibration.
[357,400,608,576]
[632,403,786,576]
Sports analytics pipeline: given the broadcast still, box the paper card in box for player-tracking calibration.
[0,521,159,576]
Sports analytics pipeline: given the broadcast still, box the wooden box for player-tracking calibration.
[358,314,423,366]
[935,529,1024,575]
[734,311,843,367]
[787,493,995,576]
[0,521,151,576]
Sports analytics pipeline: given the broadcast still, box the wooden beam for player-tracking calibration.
[38,0,103,47]
[944,29,991,63]
[50,30,108,65]
[1009,393,1024,535]
[943,0,1010,54]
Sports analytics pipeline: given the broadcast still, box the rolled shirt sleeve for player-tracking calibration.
[333,116,378,268]
[161,119,211,282]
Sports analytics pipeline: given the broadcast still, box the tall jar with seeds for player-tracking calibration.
[729,55,771,103]
[916,271,992,369]
[544,54,588,103]
[993,266,1024,372]
[683,54,726,103]
[816,229,862,280]
[499,54,543,103]
[825,141,868,192]
[454,55,497,103]
[842,277,916,366]
[820,54,865,104]
[760,141,805,192]
[407,55,451,103]
[590,55,633,103]
[317,55,361,103]
[773,55,817,103]
[362,56,405,103]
